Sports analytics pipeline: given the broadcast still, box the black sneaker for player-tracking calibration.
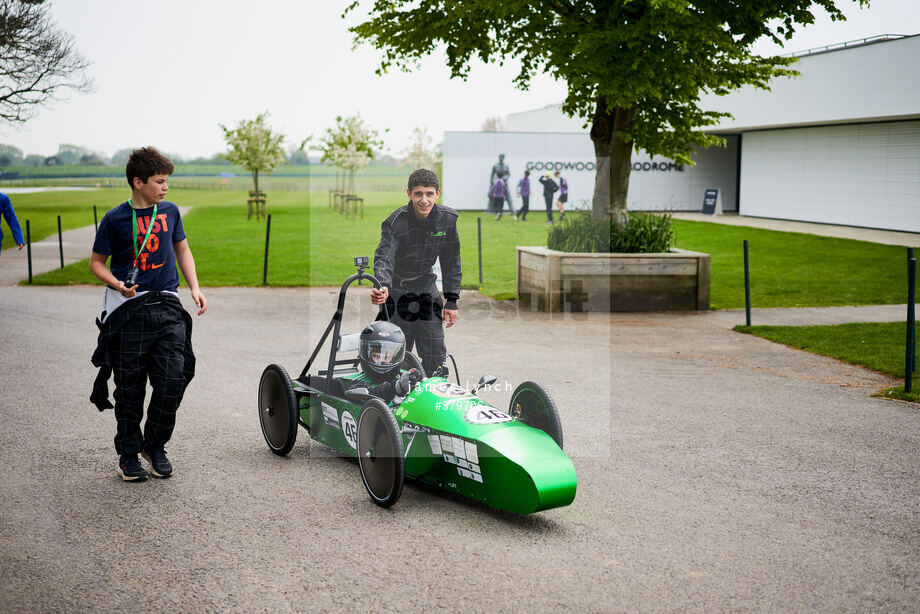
[118,454,148,482]
[142,447,173,478]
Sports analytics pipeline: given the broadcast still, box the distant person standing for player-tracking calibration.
[488,153,513,212]
[515,170,531,221]
[554,170,568,221]
[490,174,516,221]
[0,192,25,253]
[538,173,559,224]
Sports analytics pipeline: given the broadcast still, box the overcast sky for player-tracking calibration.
[2,0,918,160]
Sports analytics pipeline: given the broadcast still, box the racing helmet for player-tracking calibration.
[359,321,406,378]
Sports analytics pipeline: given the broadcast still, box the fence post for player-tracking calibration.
[910,248,917,374]
[57,215,64,269]
[743,239,751,326]
[477,216,483,285]
[906,256,916,392]
[262,214,272,286]
[26,220,32,284]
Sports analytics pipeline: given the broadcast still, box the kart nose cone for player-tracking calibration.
[478,425,577,514]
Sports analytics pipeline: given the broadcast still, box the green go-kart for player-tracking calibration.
[257,257,576,514]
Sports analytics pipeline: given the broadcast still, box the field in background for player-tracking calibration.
[10,184,916,309]
[21,187,541,296]
[0,162,415,192]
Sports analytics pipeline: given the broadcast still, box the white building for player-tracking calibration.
[442,34,920,231]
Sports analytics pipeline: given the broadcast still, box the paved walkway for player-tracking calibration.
[0,284,917,612]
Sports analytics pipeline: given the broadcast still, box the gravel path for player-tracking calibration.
[1,284,918,612]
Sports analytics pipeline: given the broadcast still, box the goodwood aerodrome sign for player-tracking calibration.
[525,160,685,172]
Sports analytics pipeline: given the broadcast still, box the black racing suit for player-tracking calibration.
[342,370,400,404]
[373,202,461,375]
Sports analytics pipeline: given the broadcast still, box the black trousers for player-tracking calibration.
[544,195,554,221]
[110,300,187,455]
[519,195,530,220]
[378,290,446,375]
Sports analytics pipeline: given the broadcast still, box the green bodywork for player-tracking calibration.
[293,375,577,514]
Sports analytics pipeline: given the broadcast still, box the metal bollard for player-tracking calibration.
[263,214,272,286]
[477,217,483,285]
[57,215,64,268]
[906,255,916,393]
[26,220,32,284]
[743,239,751,326]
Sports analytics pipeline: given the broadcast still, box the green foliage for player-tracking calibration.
[0,143,23,165]
[546,210,674,253]
[346,1,863,164]
[611,212,675,253]
[219,112,286,178]
[546,211,611,253]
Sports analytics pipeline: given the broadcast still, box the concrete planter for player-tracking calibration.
[516,246,710,312]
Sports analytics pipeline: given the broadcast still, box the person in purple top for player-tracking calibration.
[490,173,516,221]
[0,192,25,253]
[515,170,531,221]
[554,170,568,221]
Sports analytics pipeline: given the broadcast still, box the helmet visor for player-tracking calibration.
[361,340,405,369]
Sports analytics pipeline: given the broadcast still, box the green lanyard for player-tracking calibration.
[130,200,158,267]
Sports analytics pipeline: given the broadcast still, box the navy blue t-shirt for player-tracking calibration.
[92,200,186,292]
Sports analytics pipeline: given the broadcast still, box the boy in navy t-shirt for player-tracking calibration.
[89,147,207,482]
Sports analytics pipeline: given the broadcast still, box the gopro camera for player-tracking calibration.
[125,267,139,287]
[354,256,369,268]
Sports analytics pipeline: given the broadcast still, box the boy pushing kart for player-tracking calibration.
[89,147,207,482]
[370,168,461,377]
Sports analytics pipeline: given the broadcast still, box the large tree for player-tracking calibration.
[0,0,94,125]
[346,0,866,226]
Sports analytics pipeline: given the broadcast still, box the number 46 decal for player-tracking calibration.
[465,406,514,425]
[341,411,358,450]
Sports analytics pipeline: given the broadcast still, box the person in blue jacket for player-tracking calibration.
[0,192,25,253]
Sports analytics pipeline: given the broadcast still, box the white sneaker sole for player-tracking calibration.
[141,452,173,478]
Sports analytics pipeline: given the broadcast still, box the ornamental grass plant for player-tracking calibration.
[546,209,674,253]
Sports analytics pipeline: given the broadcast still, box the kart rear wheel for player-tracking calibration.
[509,381,564,450]
[357,399,405,508]
[258,364,298,456]
[400,351,425,378]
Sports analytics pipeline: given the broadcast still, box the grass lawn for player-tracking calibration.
[735,322,920,402]
[18,189,916,307]
[1,189,111,251]
[673,220,910,309]
[27,189,553,295]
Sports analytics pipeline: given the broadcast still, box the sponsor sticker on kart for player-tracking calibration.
[321,402,340,429]
[430,382,469,398]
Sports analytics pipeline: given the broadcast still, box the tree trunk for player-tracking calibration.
[590,98,637,229]
[252,171,260,197]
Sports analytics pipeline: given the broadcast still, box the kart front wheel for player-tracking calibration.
[509,381,564,450]
[357,399,405,508]
[258,364,298,456]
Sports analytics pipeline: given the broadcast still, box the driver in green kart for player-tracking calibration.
[343,321,423,404]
